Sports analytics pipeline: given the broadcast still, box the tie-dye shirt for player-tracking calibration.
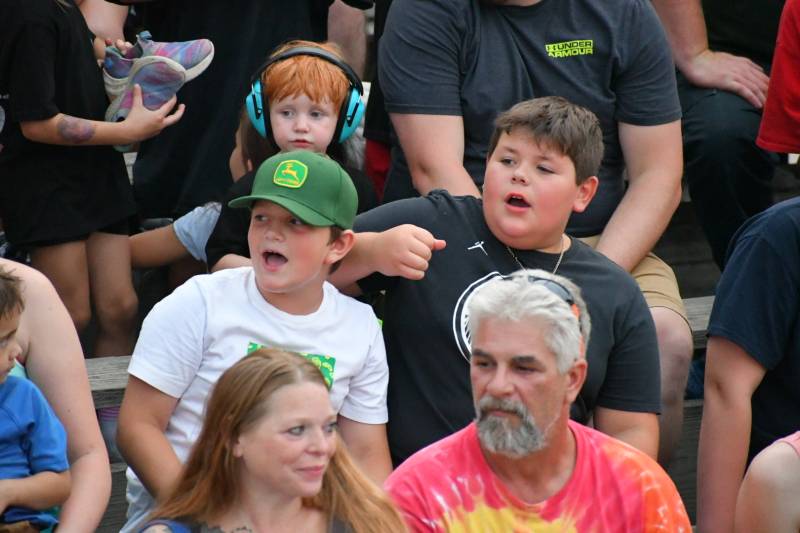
[385,421,690,532]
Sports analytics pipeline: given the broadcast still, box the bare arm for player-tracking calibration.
[78,0,128,42]
[328,226,446,293]
[130,225,190,269]
[697,336,766,533]
[6,260,111,533]
[337,416,393,485]
[117,377,183,500]
[389,113,481,197]
[735,440,800,533]
[0,471,70,514]
[651,0,769,107]
[327,0,367,77]
[210,253,252,273]
[21,86,184,147]
[594,121,682,272]
[593,408,659,460]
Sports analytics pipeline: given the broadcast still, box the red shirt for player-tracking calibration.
[757,0,800,154]
[385,421,691,532]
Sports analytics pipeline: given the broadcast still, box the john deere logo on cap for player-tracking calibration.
[273,160,308,188]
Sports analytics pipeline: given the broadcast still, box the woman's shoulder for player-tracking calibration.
[140,519,199,533]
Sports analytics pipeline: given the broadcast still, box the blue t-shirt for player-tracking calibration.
[172,202,221,263]
[0,376,68,528]
[707,196,800,459]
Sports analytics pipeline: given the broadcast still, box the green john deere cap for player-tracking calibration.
[228,150,358,229]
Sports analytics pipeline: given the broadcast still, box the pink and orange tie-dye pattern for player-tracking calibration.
[386,421,691,533]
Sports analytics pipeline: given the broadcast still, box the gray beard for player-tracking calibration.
[475,396,547,457]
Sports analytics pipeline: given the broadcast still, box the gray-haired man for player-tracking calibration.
[385,269,690,532]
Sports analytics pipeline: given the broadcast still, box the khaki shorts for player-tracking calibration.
[578,235,688,324]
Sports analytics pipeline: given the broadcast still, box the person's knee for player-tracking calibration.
[95,288,138,330]
[66,303,92,333]
[54,290,92,332]
[652,308,693,403]
[683,93,764,167]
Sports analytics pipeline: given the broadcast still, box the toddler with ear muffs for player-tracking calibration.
[204,39,378,272]
[131,39,378,278]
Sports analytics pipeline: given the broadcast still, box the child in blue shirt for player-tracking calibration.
[0,267,70,532]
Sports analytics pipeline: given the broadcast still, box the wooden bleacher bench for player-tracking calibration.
[87,355,130,409]
[86,356,130,532]
[685,295,714,351]
[84,295,715,529]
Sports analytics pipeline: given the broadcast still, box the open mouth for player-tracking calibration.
[505,193,531,208]
[263,250,288,268]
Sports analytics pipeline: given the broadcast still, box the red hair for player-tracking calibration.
[263,40,350,110]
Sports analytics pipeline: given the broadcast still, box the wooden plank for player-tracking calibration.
[685,295,714,351]
[97,462,128,533]
[86,356,130,409]
[667,399,703,524]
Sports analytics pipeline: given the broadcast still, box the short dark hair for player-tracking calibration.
[487,96,604,184]
[0,266,24,319]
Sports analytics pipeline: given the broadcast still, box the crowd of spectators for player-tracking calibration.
[0,0,798,531]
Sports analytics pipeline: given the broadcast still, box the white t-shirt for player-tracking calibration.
[122,267,387,532]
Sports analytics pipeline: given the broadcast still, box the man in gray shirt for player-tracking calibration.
[379,0,691,464]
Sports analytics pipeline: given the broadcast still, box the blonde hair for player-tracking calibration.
[151,348,406,533]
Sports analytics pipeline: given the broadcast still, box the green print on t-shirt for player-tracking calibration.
[246,342,335,388]
[545,39,594,58]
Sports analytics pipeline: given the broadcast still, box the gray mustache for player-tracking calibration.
[477,396,529,419]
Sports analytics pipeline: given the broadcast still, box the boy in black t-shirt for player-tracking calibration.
[331,96,661,465]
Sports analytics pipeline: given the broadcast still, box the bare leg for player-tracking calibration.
[30,241,91,333]
[167,255,206,291]
[652,306,693,466]
[86,232,138,357]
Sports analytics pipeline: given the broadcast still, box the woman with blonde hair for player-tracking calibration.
[140,348,405,533]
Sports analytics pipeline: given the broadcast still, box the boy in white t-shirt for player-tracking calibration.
[117,151,391,533]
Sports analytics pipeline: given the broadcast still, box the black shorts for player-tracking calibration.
[25,216,135,249]
[0,145,137,248]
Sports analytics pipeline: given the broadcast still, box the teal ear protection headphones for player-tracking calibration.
[246,46,365,145]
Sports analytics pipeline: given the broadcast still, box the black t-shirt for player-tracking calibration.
[707,196,800,460]
[378,0,680,236]
[130,0,333,219]
[205,165,378,268]
[0,0,135,245]
[362,0,392,145]
[703,0,785,66]
[354,191,660,464]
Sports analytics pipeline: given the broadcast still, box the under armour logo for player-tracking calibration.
[467,241,488,256]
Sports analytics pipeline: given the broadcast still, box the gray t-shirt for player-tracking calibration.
[379,0,681,236]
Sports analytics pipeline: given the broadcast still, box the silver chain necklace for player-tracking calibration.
[505,234,566,275]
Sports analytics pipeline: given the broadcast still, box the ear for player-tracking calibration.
[324,229,355,266]
[246,158,254,172]
[572,176,599,213]
[231,435,244,459]
[564,358,588,405]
